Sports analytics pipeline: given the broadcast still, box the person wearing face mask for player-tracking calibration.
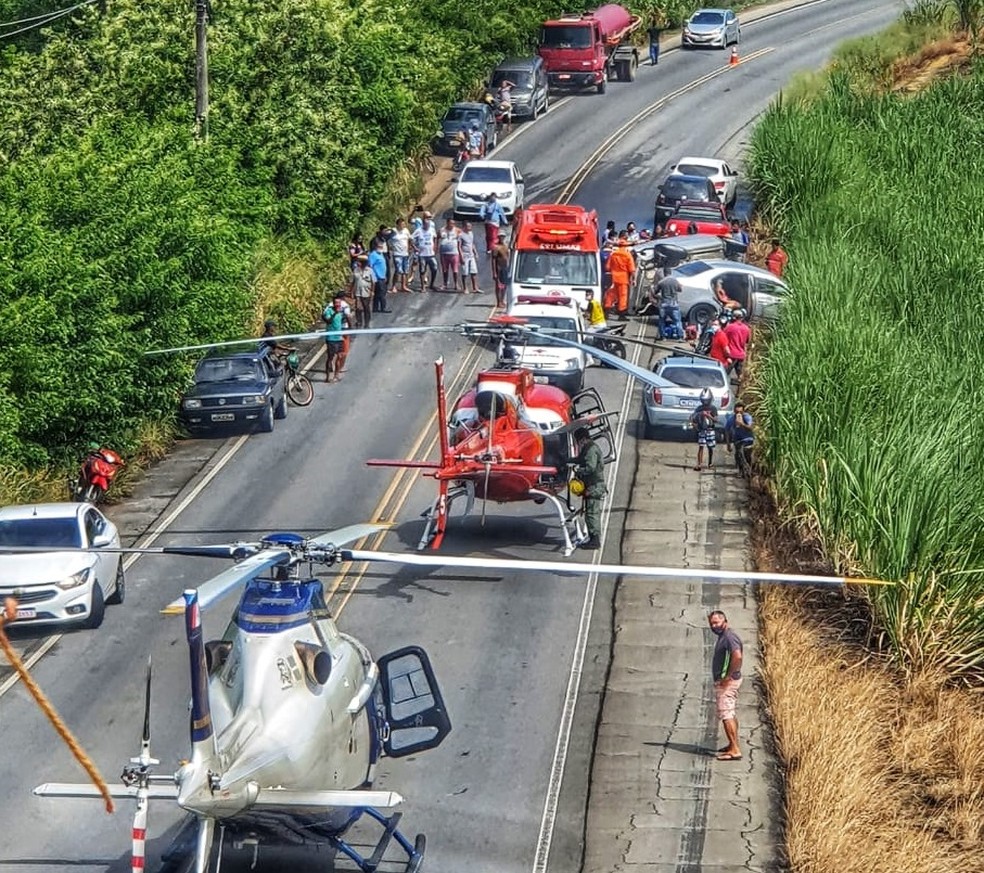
[708,610,744,761]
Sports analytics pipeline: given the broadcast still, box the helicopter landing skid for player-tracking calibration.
[331,808,425,873]
[528,489,587,556]
[417,483,472,550]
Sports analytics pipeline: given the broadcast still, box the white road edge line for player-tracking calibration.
[531,330,645,873]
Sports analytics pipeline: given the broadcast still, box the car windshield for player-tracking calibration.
[539,25,592,49]
[661,365,726,388]
[674,261,714,277]
[492,70,532,89]
[444,108,484,126]
[460,166,512,184]
[513,251,598,285]
[518,315,579,347]
[691,12,724,25]
[194,359,262,383]
[662,179,707,199]
[0,517,82,548]
[676,163,715,178]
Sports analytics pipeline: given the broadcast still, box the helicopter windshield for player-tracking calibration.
[513,251,598,286]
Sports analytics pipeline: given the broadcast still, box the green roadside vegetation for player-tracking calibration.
[0,0,752,504]
[746,2,984,870]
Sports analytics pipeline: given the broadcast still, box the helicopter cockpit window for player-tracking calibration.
[474,390,512,420]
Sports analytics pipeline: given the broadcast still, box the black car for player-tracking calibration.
[437,102,498,156]
[180,347,287,435]
[654,174,719,225]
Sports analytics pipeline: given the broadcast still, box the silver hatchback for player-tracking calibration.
[641,354,733,439]
[682,9,740,49]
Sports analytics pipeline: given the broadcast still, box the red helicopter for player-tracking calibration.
[367,356,617,555]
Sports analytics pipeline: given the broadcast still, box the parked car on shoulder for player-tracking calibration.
[180,347,287,435]
[673,260,789,326]
[490,57,550,120]
[668,156,739,206]
[452,160,525,220]
[681,8,740,49]
[664,201,731,237]
[0,502,124,629]
[437,102,498,156]
[654,174,719,225]
[642,353,733,439]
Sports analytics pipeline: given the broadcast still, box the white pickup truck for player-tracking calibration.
[500,294,588,395]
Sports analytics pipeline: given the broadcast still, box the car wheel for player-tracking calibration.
[274,393,287,420]
[597,78,607,94]
[542,94,550,113]
[259,402,275,433]
[531,101,538,121]
[83,582,106,629]
[106,560,125,605]
[688,303,718,328]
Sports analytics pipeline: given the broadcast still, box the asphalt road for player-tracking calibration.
[0,1,905,871]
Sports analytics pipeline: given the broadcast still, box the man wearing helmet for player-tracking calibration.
[572,426,606,550]
[689,388,719,471]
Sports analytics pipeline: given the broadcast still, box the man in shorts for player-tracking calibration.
[389,217,412,292]
[438,217,462,291]
[458,221,481,293]
[322,296,351,383]
[689,387,718,471]
[708,610,744,761]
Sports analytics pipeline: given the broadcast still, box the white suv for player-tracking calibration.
[500,295,588,395]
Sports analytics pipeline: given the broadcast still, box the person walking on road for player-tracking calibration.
[689,387,718,471]
[480,193,508,255]
[322,296,351,383]
[708,610,744,761]
[368,240,390,313]
[572,426,606,550]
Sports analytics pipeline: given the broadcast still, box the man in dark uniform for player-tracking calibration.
[573,426,606,550]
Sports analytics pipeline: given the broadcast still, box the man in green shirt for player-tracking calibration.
[573,427,607,550]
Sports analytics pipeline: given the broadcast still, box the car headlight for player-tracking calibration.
[498,191,513,199]
[250,395,267,404]
[566,357,581,368]
[183,398,202,409]
[57,568,90,590]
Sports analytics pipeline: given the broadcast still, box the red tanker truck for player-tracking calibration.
[537,4,642,94]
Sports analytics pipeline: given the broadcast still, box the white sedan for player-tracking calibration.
[668,156,739,207]
[0,502,124,629]
[452,160,525,220]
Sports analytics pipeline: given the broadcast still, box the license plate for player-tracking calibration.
[211,413,236,422]
[533,376,549,384]
[678,398,699,407]
[558,74,571,80]
[15,608,36,619]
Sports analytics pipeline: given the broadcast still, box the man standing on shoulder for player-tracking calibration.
[765,238,788,278]
[322,296,351,383]
[348,254,374,329]
[389,217,412,292]
[413,212,439,291]
[438,217,462,292]
[647,16,661,66]
[708,610,744,761]
[723,307,750,385]
[368,240,390,314]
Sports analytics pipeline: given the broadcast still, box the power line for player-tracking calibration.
[0,0,98,40]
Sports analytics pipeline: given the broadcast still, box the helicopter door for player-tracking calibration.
[376,646,452,758]
[570,387,617,464]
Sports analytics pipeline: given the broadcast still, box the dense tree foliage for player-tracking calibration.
[0,0,572,467]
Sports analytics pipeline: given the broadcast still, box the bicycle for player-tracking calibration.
[408,145,437,176]
[278,349,314,406]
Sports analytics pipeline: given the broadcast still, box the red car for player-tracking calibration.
[663,200,730,237]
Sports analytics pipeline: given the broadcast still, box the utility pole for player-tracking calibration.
[194,0,210,142]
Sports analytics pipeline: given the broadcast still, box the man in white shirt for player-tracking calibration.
[412,212,439,291]
[389,217,412,292]
[458,222,481,293]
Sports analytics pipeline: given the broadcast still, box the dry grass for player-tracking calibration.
[753,488,984,873]
[889,36,973,94]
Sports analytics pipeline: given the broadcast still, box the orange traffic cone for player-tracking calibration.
[729,46,739,67]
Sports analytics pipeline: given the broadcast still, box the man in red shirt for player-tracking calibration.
[708,321,732,370]
[765,239,788,277]
[723,309,750,384]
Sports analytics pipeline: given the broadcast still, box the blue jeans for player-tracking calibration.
[660,303,684,339]
[649,42,659,65]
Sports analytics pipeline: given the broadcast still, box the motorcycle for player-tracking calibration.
[69,445,125,504]
[451,133,472,172]
[587,324,627,365]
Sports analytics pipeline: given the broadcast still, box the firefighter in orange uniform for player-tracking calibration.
[603,237,636,320]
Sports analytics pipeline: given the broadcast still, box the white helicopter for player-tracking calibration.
[13,520,886,873]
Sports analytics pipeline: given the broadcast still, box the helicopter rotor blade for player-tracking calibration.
[142,657,152,746]
[161,549,292,614]
[306,522,392,549]
[339,549,890,588]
